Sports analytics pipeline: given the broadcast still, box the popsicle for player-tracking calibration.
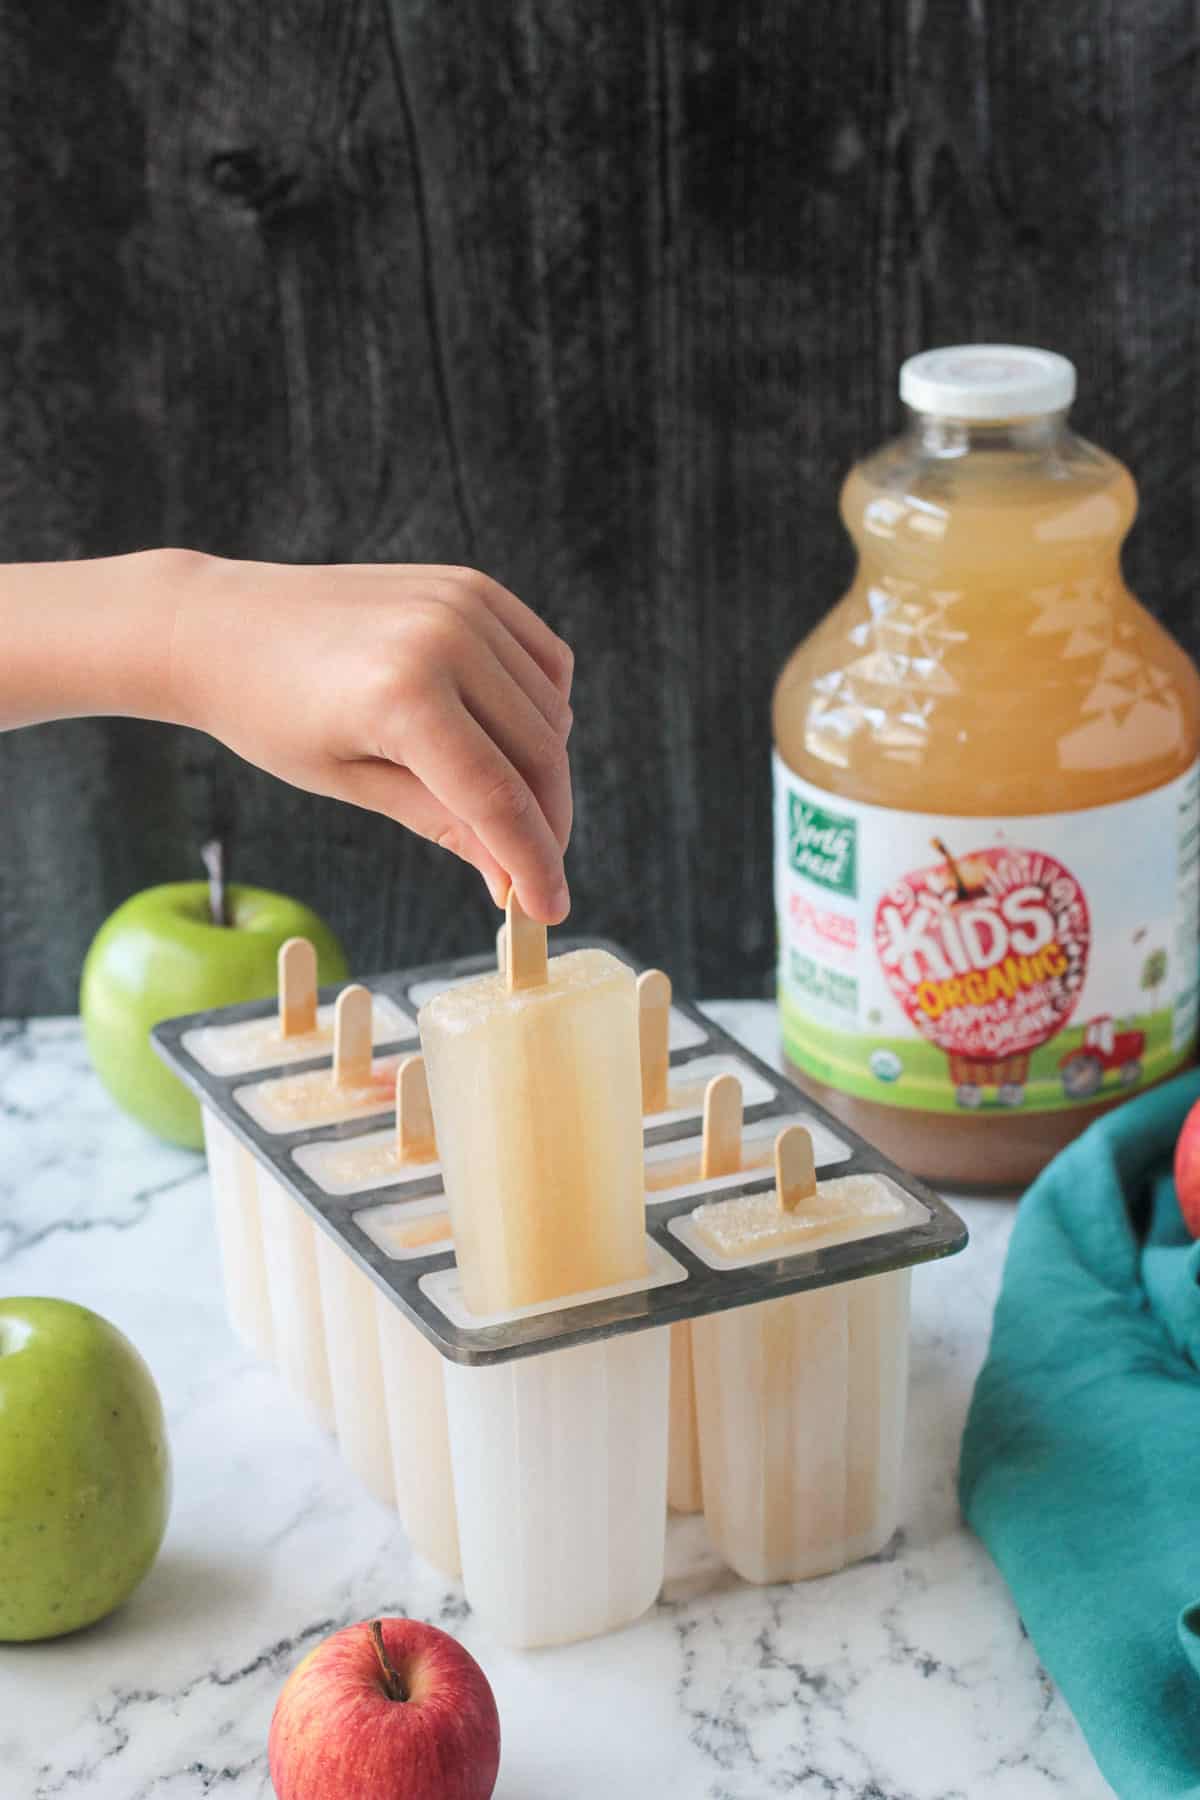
[383,1210,452,1251]
[201,1109,274,1361]
[290,1056,439,1198]
[313,1230,394,1505]
[691,1127,912,1583]
[258,985,379,1428]
[313,1048,453,1506]
[374,1294,461,1578]
[408,962,708,1053]
[668,1073,743,1515]
[235,979,406,1135]
[637,969,773,1123]
[184,937,413,1075]
[444,1326,669,1646]
[638,970,671,1114]
[201,938,325,1358]
[644,1110,851,1195]
[419,891,647,1314]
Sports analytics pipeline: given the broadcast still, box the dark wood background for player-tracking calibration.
[1,1,1196,1011]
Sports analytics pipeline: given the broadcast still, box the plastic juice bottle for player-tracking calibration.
[773,345,1200,1188]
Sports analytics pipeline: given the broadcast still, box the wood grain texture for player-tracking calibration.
[1,0,1198,1011]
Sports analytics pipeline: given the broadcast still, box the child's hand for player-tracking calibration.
[169,555,575,923]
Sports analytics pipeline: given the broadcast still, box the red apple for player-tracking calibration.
[268,1618,500,1800]
[1174,1098,1200,1239]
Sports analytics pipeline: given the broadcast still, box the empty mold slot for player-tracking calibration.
[183,992,414,1076]
[643,1110,852,1202]
[355,1196,455,1260]
[419,1235,687,1332]
[293,1128,441,1198]
[668,1172,928,1273]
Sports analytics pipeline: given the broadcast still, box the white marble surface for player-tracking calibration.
[0,1005,1113,1800]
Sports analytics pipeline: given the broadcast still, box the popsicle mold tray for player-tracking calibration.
[153,938,966,1366]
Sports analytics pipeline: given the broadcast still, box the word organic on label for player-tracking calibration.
[774,756,1200,1117]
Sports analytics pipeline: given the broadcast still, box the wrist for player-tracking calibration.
[0,546,231,734]
[139,545,221,730]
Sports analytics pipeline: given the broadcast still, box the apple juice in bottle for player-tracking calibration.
[773,345,1200,1188]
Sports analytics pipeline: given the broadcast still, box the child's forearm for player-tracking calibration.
[0,547,199,731]
[0,547,575,922]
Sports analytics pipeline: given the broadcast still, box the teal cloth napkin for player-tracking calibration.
[960,1070,1200,1799]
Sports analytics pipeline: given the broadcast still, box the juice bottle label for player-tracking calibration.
[774,755,1200,1115]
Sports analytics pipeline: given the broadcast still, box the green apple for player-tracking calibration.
[0,1298,171,1641]
[81,882,348,1149]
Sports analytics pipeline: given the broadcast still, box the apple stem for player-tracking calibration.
[369,1620,408,1703]
[201,839,227,928]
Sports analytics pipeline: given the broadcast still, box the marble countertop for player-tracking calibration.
[0,1003,1112,1800]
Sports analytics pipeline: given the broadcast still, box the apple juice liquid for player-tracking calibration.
[772,345,1200,1188]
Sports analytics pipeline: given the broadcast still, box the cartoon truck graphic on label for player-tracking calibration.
[1058,1015,1145,1101]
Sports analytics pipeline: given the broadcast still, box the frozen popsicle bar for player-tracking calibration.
[256,1159,335,1429]
[668,1074,742,1516]
[313,1232,395,1504]
[419,895,647,1314]
[693,1269,911,1584]
[386,1211,453,1251]
[691,1128,913,1584]
[374,1293,461,1577]
[235,1055,405,1135]
[201,942,323,1359]
[644,1111,851,1194]
[691,1172,908,1260]
[410,964,707,1052]
[648,1055,775,1124]
[184,937,413,1074]
[637,978,775,1126]
[201,1109,274,1361]
[290,1056,440,1197]
[667,1322,703,1515]
[229,963,405,1132]
[444,1327,669,1646]
[184,995,412,1075]
[355,1198,454,1259]
[255,987,382,1428]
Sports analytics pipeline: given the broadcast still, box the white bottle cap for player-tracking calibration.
[899,345,1076,420]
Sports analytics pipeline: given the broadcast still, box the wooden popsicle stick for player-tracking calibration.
[495,922,508,977]
[775,1125,817,1215]
[278,937,318,1037]
[395,1055,436,1162]
[701,1074,743,1180]
[505,889,548,993]
[638,970,671,1114]
[333,984,372,1089]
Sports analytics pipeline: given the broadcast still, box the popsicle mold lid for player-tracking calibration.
[151,935,969,1366]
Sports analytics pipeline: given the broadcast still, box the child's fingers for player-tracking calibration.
[338,760,511,907]
[397,697,569,924]
[455,640,573,854]
[408,565,574,700]
[434,582,575,765]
